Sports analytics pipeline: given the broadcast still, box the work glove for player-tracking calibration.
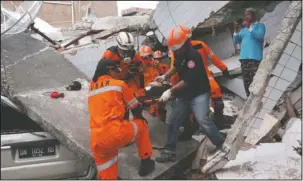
[222,69,230,77]
[160,89,172,102]
[154,75,166,83]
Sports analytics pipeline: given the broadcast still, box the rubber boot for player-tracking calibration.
[138,157,155,177]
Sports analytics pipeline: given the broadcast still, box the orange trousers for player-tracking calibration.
[90,119,152,180]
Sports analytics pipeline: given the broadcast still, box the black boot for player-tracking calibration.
[178,121,194,142]
[138,157,155,177]
[178,129,193,141]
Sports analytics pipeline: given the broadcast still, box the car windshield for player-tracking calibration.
[1,99,44,135]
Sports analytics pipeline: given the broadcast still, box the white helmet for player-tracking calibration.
[116,32,135,50]
[146,31,154,37]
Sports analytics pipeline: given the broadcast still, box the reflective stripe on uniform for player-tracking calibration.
[130,121,138,142]
[128,97,139,109]
[97,155,118,172]
[208,51,214,59]
[88,86,122,97]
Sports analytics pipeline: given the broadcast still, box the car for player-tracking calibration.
[1,96,96,179]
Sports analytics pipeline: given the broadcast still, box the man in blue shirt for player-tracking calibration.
[233,8,266,97]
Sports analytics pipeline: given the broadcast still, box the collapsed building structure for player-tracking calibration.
[1,1,302,179]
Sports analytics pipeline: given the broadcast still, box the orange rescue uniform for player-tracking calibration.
[88,75,152,180]
[170,40,227,100]
[101,46,144,97]
[142,59,160,87]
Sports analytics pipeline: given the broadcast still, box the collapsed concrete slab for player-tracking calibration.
[1,33,199,179]
[215,118,302,179]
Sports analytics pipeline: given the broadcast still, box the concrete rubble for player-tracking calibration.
[215,118,301,179]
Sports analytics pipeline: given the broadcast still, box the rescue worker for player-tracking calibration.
[151,50,169,122]
[153,51,169,75]
[170,25,230,140]
[89,59,155,179]
[154,26,225,162]
[139,45,159,87]
[139,46,167,121]
[142,31,168,53]
[101,32,145,98]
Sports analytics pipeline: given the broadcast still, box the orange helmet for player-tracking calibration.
[153,50,163,59]
[167,26,189,51]
[139,45,153,57]
[178,24,192,38]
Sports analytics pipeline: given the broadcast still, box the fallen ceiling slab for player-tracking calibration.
[153,1,229,40]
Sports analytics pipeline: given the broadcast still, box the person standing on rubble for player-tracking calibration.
[169,25,230,140]
[88,59,155,179]
[233,8,266,97]
[154,26,225,162]
[101,32,145,98]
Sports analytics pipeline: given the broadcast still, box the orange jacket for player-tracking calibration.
[88,75,139,130]
[101,46,143,81]
[190,40,227,77]
[101,46,144,95]
[142,59,160,87]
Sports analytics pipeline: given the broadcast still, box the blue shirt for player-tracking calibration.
[233,22,266,61]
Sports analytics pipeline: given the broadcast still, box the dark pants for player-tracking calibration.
[240,59,260,97]
[165,93,224,152]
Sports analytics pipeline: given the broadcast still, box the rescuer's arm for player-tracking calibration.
[170,80,187,95]
[202,42,228,72]
[154,66,176,83]
[121,82,146,121]
[163,66,177,80]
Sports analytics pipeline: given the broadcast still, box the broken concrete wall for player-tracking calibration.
[244,18,302,136]
[153,1,229,40]
[260,1,291,44]
[215,118,301,179]
[197,28,235,60]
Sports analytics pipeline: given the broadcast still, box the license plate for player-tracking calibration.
[18,145,56,159]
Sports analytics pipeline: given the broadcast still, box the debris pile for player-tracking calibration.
[121,7,154,17]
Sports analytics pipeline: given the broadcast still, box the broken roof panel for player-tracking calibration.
[92,15,151,31]
[153,1,229,39]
